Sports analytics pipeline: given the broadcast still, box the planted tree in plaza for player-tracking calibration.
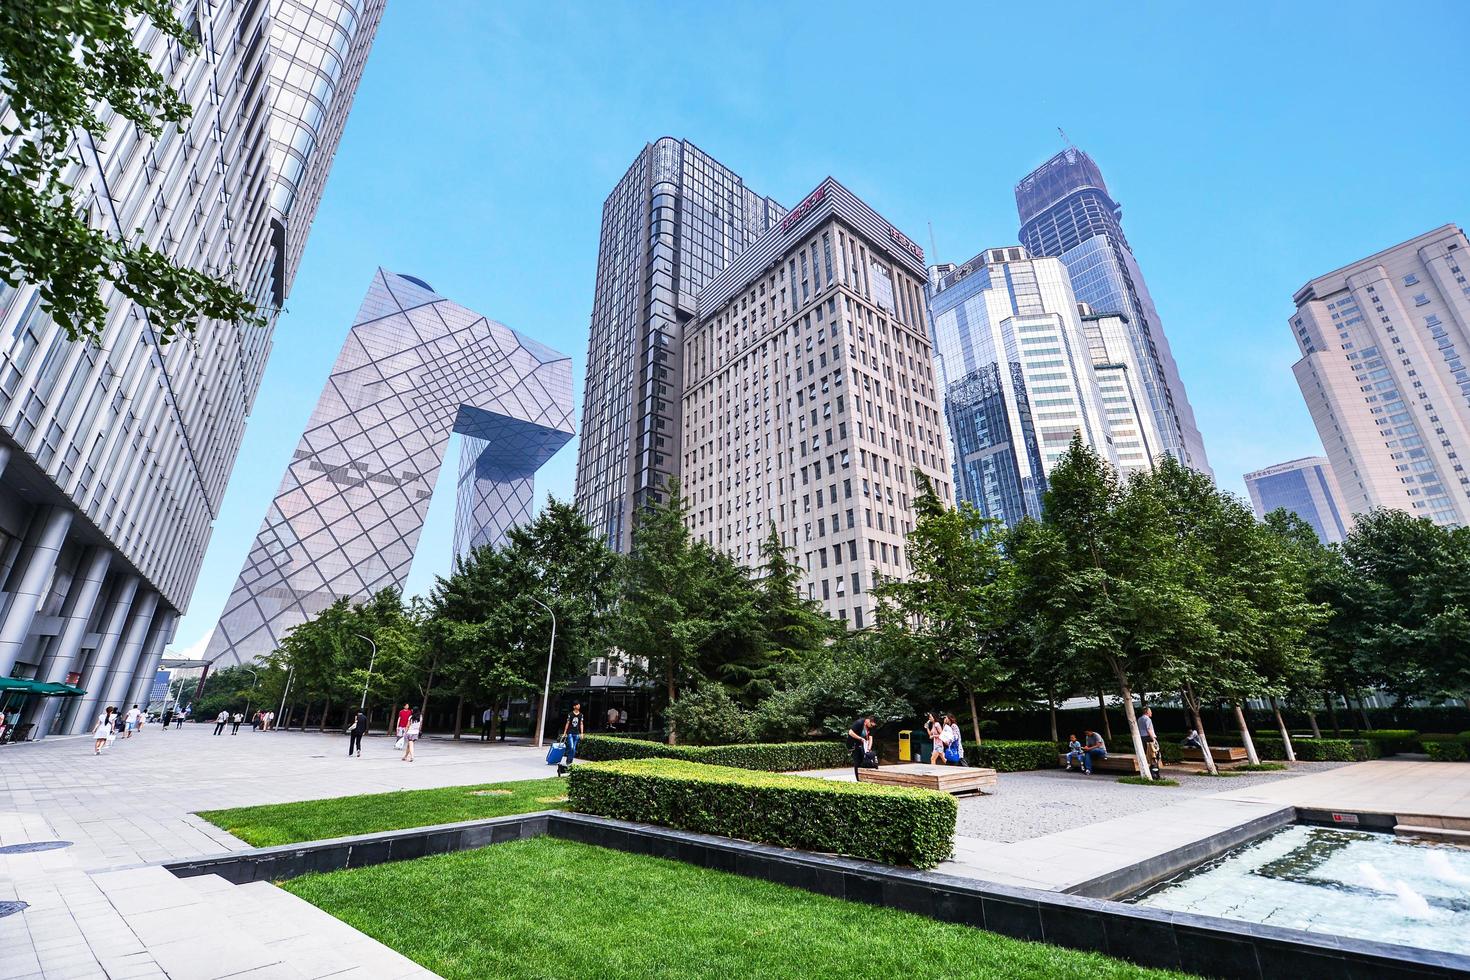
[755,522,836,670]
[0,0,260,341]
[873,476,1014,746]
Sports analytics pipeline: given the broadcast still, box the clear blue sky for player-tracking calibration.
[170,0,1470,654]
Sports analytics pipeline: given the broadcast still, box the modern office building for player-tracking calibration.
[0,0,382,736]
[1080,307,1165,475]
[1244,457,1350,543]
[574,139,785,552]
[1016,147,1211,477]
[925,247,1121,526]
[205,270,575,666]
[1289,224,1470,528]
[682,179,953,628]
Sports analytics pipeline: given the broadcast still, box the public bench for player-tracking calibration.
[1181,745,1249,763]
[1058,752,1140,774]
[857,762,998,795]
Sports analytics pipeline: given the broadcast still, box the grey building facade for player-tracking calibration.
[0,0,381,736]
[205,271,575,666]
[1016,147,1211,478]
[574,139,784,552]
[1244,456,1350,544]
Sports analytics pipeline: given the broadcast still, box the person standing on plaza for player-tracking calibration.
[498,705,509,740]
[1137,707,1161,775]
[230,711,244,734]
[347,708,367,757]
[396,703,412,739]
[213,709,229,735]
[162,707,173,730]
[92,707,115,754]
[177,706,189,729]
[556,702,585,775]
[847,715,876,779]
[264,710,274,731]
[401,711,421,762]
[926,712,946,765]
[480,706,493,742]
[942,714,965,766]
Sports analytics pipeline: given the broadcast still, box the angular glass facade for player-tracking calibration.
[574,139,784,551]
[205,272,575,665]
[0,0,381,736]
[1016,148,1211,478]
[1244,457,1350,544]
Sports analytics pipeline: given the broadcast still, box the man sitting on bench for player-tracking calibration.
[1082,730,1107,774]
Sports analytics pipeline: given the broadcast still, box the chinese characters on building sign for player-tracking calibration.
[781,184,828,233]
[888,225,925,263]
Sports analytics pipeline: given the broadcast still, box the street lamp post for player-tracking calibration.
[355,633,377,719]
[277,664,293,730]
[528,596,556,749]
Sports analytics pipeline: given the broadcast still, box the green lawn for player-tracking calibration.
[198,778,566,847]
[283,837,1191,979]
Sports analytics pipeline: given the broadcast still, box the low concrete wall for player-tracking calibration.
[166,812,1470,979]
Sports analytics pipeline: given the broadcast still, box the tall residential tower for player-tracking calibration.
[574,139,784,552]
[682,179,952,628]
[1016,147,1210,477]
[1289,225,1470,528]
[0,0,382,735]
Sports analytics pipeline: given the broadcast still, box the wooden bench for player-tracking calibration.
[857,763,998,795]
[1181,746,1249,763]
[1058,753,1140,774]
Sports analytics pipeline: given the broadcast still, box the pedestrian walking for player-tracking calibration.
[265,710,275,731]
[347,708,366,757]
[942,714,965,766]
[213,710,229,735]
[556,702,586,775]
[400,711,421,762]
[925,712,945,765]
[848,715,876,779]
[480,706,493,742]
[396,703,412,739]
[123,704,141,738]
[93,707,116,754]
[176,706,188,729]
[230,712,243,735]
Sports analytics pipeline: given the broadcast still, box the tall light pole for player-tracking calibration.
[277,663,293,731]
[528,596,556,749]
[355,633,377,712]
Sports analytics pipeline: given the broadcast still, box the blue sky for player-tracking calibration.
[170,0,1470,654]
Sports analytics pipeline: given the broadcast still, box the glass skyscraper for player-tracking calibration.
[0,0,382,736]
[1244,457,1350,544]
[1016,147,1211,477]
[574,139,784,551]
[206,271,575,666]
[926,248,1120,526]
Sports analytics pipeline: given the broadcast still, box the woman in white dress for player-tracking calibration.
[93,707,116,755]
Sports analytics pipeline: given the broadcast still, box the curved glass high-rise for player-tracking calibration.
[1016,147,1211,477]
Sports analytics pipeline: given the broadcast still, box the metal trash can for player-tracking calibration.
[898,729,912,762]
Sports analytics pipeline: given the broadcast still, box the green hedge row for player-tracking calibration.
[1424,741,1469,761]
[576,735,849,772]
[1249,737,1380,761]
[567,758,956,869]
[964,740,1062,771]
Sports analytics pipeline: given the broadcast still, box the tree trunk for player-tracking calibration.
[1327,692,1341,735]
[1097,688,1113,740]
[1115,676,1152,780]
[319,698,331,733]
[967,688,983,747]
[1307,710,1321,738]
[665,665,678,745]
[1270,695,1296,762]
[1233,702,1260,765]
[1182,685,1218,776]
[1048,698,1058,745]
[1354,691,1372,732]
[452,695,464,740]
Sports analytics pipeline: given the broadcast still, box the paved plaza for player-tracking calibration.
[3,728,1467,979]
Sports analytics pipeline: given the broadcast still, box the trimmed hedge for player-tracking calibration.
[567,758,956,869]
[1358,729,1421,754]
[576,735,849,772]
[1424,740,1469,762]
[1248,737,1379,762]
[965,740,1062,772]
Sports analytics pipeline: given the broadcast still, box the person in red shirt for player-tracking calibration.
[396,704,412,737]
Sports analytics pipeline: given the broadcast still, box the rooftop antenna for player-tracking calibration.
[927,221,938,265]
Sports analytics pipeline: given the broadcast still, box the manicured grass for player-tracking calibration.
[1234,762,1289,771]
[198,778,566,846]
[283,837,1190,979]
[1117,775,1181,787]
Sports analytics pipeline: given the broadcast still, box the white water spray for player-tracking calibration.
[1427,850,1470,885]
[1392,879,1433,917]
[1359,862,1390,891]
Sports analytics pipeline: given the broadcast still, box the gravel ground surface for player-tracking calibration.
[955,762,1353,843]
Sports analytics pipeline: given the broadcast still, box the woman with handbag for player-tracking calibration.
[347,709,366,757]
[943,714,965,766]
[401,711,421,762]
[847,715,876,779]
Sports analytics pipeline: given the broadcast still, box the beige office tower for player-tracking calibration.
[1080,307,1164,476]
[1290,225,1470,527]
[681,179,953,629]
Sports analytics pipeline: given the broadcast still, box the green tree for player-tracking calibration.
[873,475,1013,745]
[755,522,835,670]
[1,0,260,341]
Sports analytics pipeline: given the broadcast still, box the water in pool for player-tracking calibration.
[1129,824,1470,955]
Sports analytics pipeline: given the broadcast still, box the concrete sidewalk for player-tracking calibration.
[0,725,553,979]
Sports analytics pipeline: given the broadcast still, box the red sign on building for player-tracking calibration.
[888,225,925,263]
[781,184,828,234]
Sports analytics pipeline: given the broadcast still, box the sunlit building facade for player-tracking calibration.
[1016,147,1211,478]
[0,0,381,735]
[1289,224,1470,528]
[574,139,784,552]
[1244,457,1350,544]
